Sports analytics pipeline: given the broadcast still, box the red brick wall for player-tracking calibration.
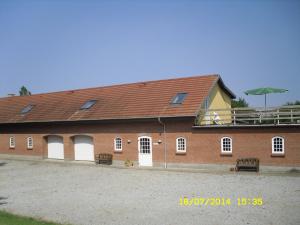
[189,128,300,166]
[0,119,299,166]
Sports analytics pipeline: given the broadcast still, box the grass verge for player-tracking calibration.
[0,210,67,225]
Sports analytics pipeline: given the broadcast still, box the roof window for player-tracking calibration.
[171,93,188,104]
[80,100,97,110]
[21,105,34,114]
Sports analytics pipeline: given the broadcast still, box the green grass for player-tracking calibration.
[0,210,67,225]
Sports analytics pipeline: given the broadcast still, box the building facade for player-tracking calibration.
[0,74,299,167]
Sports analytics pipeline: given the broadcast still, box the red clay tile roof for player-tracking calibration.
[0,74,234,124]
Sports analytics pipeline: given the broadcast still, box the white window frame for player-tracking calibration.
[114,137,122,151]
[9,136,15,148]
[176,137,186,153]
[27,136,33,149]
[272,136,284,155]
[221,137,232,154]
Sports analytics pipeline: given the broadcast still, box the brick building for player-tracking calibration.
[0,74,299,167]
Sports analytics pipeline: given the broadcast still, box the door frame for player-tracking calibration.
[138,136,153,166]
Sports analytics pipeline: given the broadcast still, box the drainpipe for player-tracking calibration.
[42,136,46,160]
[158,117,167,169]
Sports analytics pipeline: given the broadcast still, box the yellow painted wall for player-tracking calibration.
[198,83,232,125]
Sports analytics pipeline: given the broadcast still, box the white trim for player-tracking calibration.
[221,137,232,154]
[176,137,186,153]
[27,136,33,149]
[9,136,15,148]
[114,137,122,151]
[272,136,285,154]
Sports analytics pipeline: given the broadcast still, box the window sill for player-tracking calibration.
[114,150,122,154]
[271,153,285,157]
[220,152,232,156]
[9,147,15,150]
[176,151,186,155]
[27,148,33,150]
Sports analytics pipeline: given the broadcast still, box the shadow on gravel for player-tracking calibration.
[0,162,7,167]
[0,197,8,205]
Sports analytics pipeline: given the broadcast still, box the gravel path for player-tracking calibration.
[0,160,299,225]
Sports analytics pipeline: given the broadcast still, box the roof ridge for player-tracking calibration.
[0,74,219,100]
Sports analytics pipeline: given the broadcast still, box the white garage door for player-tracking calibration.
[48,136,64,159]
[74,136,94,161]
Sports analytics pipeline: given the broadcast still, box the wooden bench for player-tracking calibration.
[95,153,113,165]
[236,158,259,172]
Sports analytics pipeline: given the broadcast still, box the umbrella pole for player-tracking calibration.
[264,94,266,111]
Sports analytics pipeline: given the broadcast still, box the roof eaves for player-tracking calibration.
[0,114,196,125]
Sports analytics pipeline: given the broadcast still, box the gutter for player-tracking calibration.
[0,115,195,126]
[192,124,300,129]
[158,117,167,169]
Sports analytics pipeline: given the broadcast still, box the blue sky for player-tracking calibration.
[0,0,299,107]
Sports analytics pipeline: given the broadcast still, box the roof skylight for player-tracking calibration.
[171,93,188,104]
[21,105,34,114]
[80,100,97,110]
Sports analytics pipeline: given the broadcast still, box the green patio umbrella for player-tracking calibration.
[244,87,288,110]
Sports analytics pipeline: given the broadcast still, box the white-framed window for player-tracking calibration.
[221,137,232,154]
[272,136,284,154]
[114,137,122,151]
[9,136,15,148]
[138,136,151,154]
[27,137,33,149]
[176,137,186,153]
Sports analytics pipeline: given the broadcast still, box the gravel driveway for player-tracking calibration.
[0,160,299,225]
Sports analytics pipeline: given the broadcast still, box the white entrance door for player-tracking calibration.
[74,136,94,161]
[138,136,152,166]
[48,136,64,159]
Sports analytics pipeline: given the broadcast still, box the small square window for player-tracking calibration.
[80,100,97,110]
[21,105,34,114]
[171,93,188,104]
